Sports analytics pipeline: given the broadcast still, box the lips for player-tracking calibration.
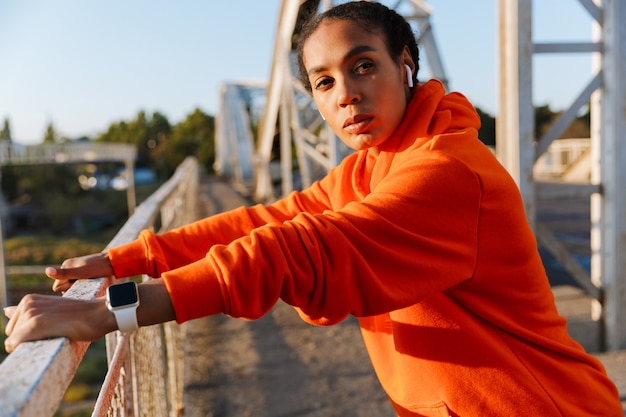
[343,114,373,134]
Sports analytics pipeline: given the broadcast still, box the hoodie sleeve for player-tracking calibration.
[108,169,337,279]
[155,147,481,324]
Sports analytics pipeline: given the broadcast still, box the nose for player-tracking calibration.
[336,77,361,107]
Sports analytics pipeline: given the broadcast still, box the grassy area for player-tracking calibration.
[5,235,109,270]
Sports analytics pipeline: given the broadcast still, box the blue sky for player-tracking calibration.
[0,0,595,144]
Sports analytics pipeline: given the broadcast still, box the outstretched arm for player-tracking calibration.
[4,278,175,353]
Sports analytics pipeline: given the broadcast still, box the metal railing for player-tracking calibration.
[0,157,199,417]
[0,142,137,166]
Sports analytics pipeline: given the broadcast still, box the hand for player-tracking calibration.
[46,252,115,293]
[4,294,116,353]
[4,280,177,353]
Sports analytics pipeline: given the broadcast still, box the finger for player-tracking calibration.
[45,266,59,278]
[46,265,84,280]
[47,262,91,293]
[4,319,27,353]
[52,279,75,294]
[5,296,110,353]
[46,267,73,292]
[53,253,113,281]
[4,305,19,337]
[5,336,17,353]
[4,306,17,319]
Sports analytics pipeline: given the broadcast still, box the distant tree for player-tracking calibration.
[147,111,172,178]
[475,107,496,147]
[534,104,557,141]
[43,121,58,143]
[96,108,214,177]
[1,118,17,199]
[0,118,12,142]
[170,108,215,175]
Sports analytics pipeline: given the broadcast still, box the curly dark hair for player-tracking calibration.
[296,1,420,93]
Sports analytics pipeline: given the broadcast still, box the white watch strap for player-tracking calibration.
[113,306,139,333]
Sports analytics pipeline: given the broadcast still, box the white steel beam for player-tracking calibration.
[496,0,535,228]
[254,0,304,203]
[499,0,626,351]
[590,0,626,351]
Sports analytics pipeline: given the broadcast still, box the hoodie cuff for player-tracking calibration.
[108,238,151,278]
[161,260,225,323]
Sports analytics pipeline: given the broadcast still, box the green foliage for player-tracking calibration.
[1,118,11,142]
[95,110,176,178]
[72,349,107,386]
[0,165,19,200]
[96,111,155,167]
[535,104,556,140]
[475,106,496,147]
[0,329,7,361]
[43,121,59,143]
[169,107,216,175]
[2,164,80,202]
[4,236,106,266]
[1,164,133,235]
[95,108,215,179]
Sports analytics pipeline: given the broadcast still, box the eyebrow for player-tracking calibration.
[307,44,378,77]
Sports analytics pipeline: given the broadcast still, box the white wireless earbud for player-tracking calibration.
[405,64,414,88]
[319,111,326,121]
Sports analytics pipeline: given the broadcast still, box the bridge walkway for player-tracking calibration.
[181,176,625,416]
[182,177,393,416]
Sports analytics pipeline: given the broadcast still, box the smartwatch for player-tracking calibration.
[106,281,140,333]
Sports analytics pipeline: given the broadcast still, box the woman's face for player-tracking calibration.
[302,19,412,155]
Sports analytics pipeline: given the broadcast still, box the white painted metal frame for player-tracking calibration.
[497,0,626,350]
[590,0,626,351]
[496,0,535,226]
[214,83,265,193]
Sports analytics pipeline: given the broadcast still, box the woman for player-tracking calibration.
[5,2,622,415]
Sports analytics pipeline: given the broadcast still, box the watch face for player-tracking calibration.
[108,282,138,308]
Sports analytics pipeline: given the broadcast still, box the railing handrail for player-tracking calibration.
[0,157,199,417]
[0,142,137,166]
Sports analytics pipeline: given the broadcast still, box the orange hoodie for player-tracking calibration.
[109,80,622,416]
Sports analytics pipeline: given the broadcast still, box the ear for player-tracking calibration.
[401,46,416,87]
[405,64,414,87]
[401,45,415,71]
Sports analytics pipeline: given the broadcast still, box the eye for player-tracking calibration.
[354,60,375,75]
[314,76,334,91]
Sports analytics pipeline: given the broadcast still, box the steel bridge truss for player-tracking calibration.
[215,0,626,351]
[215,0,448,202]
[498,0,625,351]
